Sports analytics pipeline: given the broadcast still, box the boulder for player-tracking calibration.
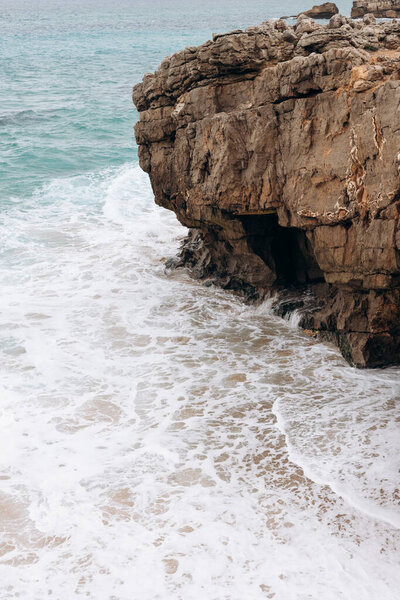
[282,2,339,19]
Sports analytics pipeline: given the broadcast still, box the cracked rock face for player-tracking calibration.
[133,16,400,367]
[351,1,400,18]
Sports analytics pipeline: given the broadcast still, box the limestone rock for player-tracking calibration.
[282,2,339,20]
[133,18,400,367]
[351,0,400,18]
[304,2,340,18]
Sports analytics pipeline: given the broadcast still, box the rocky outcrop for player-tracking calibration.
[351,1,400,18]
[282,2,339,20]
[133,16,400,367]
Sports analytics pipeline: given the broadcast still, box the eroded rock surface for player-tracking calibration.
[351,0,400,18]
[282,2,339,20]
[133,16,400,367]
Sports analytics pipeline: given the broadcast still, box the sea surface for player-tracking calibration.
[1,0,399,598]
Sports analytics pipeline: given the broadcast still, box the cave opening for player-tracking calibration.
[239,213,324,287]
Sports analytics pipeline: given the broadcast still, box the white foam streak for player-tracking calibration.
[272,366,400,530]
[284,308,303,327]
[272,398,400,530]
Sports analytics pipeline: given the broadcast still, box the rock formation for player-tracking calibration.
[133,15,400,367]
[351,0,400,18]
[282,2,339,20]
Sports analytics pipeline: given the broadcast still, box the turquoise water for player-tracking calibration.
[1,0,352,198]
[1,2,399,599]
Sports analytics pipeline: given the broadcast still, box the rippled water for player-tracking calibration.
[1,1,399,598]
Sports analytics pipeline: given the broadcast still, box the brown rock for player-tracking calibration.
[305,2,340,18]
[133,18,400,367]
[351,0,400,18]
[282,2,339,19]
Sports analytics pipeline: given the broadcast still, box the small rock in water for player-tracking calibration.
[281,2,339,19]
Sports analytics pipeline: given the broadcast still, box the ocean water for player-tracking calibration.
[1,0,400,598]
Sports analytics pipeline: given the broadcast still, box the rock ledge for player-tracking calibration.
[351,1,400,18]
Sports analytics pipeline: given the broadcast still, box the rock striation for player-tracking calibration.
[282,2,339,20]
[133,15,400,367]
[351,1,400,18]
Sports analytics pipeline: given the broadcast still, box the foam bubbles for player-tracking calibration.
[272,366,400,528]
[0,164,399,599]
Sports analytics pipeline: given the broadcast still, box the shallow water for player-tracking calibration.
[1,1,399,599]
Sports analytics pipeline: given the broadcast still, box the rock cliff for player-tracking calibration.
[351,1,400,18]
[133,15,400,367]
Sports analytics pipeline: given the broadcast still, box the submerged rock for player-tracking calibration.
[351,0,400,18]
[133,17,400,367]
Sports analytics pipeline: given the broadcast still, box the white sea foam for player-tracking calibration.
[0,163,399,599]
[283,308,303,327]
[272,365,400,529]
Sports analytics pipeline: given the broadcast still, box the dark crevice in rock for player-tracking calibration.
[239,214,325,287]
[272,88,324,105]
